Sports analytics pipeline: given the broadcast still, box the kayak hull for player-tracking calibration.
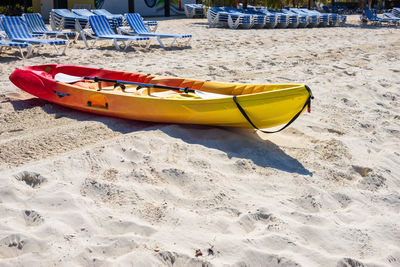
[9,64,311,129]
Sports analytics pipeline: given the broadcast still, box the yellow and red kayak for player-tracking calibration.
[9,64,313,131]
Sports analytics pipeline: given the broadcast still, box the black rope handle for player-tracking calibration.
[233,85,314,134]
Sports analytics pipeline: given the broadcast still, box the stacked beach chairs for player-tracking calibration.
[184,4,207,18]
[50,9,158,33]
[207,6,347,29]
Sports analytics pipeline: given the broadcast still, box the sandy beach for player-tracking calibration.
[0,15,400,266]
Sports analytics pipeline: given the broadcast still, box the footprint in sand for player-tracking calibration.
[1,234,24,250]
[14,171,47,188]
[337,257,365,267]
[23,210,44,226]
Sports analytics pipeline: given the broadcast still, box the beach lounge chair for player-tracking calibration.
[91,9,124,28]
[384,12,400,24]
[363,8,397,26]
[120,13,191,48]
[50,9,88,31]
[393,8,400,18]
[2,16,68,55]
[82,15,150,50]
[22,13,78,41]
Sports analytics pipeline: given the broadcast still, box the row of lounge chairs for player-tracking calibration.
[0,14,68,58]
[50,9,158,32]
[0,11,192,58]
[208,7,346,29]
[360,8,400,26]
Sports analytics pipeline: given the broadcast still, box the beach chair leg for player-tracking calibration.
[185,37,192,47]
[18,47,26,59]
[113,39,121,50]
[61,41,68,55]
[80,31,90,49]
[26,45,33,58]
[53,44,60,54]
[143,39,151,49]
[74,32,80,43]
[157,36,166,49]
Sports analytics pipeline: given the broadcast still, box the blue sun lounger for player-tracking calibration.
[363,8,397,26]
[393,8,400,18]
[383,12,400,24]
[83,15,150,50]
[91,9,124,28]
[0,16,33,58]
[22,13,77,41]
[2,16,68,55]
[121,13,191,48]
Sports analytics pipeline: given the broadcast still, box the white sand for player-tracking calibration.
[0,15,400,266]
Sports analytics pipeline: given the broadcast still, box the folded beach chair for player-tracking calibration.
[50,9,88,31]
[83,15,150,50]
[22,13,78,41]
[2,16,68,55]
[363,8,397,26]
[120,13,191,48]
[91,9,124,28]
